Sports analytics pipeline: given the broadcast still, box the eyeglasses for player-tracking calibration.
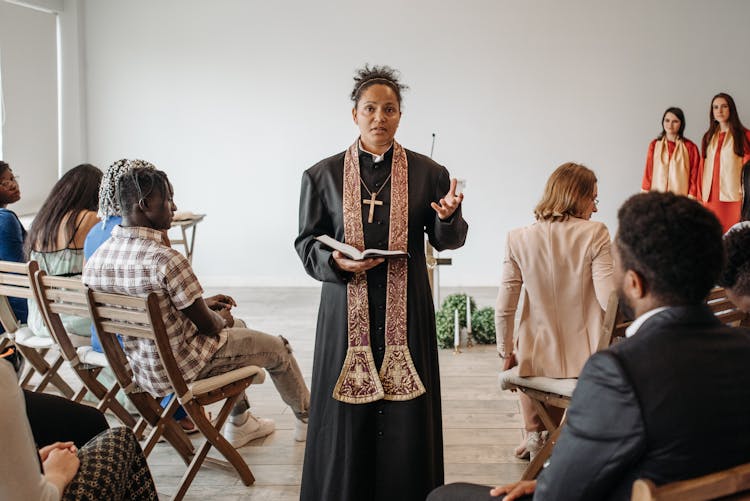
[0,175,19,188]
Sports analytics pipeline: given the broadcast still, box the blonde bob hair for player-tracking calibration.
[534,162,597,222]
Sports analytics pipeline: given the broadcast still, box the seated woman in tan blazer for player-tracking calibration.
[496,162,614,461]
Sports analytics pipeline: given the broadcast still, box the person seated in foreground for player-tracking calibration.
[83,167,310,446]
[719,225,750,312]
[428,192,750,501]
[0,360,158,501]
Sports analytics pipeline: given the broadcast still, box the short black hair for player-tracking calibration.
[350,64,408,106]
[117,167,170,215]
[719,226,750,296]
[0,161,8,176]
[616,192,724,305]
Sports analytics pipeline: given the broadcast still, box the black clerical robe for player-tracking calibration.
[295,145,468,501]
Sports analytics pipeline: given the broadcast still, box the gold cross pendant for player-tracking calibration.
[363,192,383,223]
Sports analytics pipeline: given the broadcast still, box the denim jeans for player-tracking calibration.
[196,319,309,421]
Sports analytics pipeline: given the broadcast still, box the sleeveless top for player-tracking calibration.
[26,216,92,338]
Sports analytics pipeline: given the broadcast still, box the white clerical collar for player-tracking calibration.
[625,306,669,338]
[358,140,392,164]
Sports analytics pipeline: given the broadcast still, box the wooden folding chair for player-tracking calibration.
[631,462,750,501]
[0,260,74,397]
[87,289,266,501]
[32,271,141,431]
[707,287,750,328]
[499,291,632,479]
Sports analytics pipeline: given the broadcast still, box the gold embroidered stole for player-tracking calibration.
[332,140,426,404]
[702,132,743,202]
[652,138,690,195]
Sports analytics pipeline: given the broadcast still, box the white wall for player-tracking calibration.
[76,0,750,287]
[0,0,58,215]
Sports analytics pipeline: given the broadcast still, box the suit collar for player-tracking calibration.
[631,303,721,338]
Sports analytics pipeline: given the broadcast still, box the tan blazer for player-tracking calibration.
[495,218,614,378]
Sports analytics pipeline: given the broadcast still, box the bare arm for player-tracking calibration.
[181,297,232,336]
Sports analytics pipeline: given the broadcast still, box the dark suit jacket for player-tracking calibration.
[534,304,750,500]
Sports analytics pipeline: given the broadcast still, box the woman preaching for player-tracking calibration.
[295,65,469,501]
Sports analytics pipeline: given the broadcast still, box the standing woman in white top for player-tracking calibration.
[496,163,614,460]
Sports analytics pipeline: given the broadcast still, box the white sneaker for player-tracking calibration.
[221,412,275,448]
[293,419,308,442]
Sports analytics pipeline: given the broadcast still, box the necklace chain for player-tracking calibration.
[359,171,393,198]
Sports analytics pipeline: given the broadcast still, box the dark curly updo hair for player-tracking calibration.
[615,192,724,305]
[720,226,750,296]
[350,64,409,106]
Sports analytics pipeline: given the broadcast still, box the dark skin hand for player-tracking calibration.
[490,480,537,500]
[331,250,385,273]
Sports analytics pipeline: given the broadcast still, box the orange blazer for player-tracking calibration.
[495,218,614,378]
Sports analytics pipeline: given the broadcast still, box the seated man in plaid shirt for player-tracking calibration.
[83,166,310,445]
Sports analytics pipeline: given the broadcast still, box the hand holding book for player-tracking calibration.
[316,235,407,274]
[315,235,408,260]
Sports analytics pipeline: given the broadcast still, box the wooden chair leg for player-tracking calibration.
[73,368,136,428]
[173,395,254,501]
[33,355,74,398]
[521,417,566,480]
[528,394,558,435]
[139,395,194,465]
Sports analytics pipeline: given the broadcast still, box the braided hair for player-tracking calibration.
[350,64,409,106]
[98,159,156,222]
[117,167,171,218]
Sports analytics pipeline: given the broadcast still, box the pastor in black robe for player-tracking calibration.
[295,144,469,501]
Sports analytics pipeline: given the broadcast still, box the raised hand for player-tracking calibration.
[431,178,464,220]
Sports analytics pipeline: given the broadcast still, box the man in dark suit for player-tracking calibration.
[428,192,750,501]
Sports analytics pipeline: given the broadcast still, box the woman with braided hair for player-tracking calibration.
[295,64,468,501]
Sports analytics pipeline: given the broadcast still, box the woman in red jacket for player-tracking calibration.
[641,107,700,197]
[698,93,750,232]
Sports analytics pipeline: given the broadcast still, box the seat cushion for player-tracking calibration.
[189,365,266,397]
[499,366,577,397]
[76,346,109,367]
[14,326,55,349]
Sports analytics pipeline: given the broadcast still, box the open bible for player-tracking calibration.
[315,235,408,261]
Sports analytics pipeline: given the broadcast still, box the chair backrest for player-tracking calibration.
[86,290,189,398]
[707,286,750,327]
[598,290,634,351]
[32,271,90,361]
[631,462,750,501]
[599,287,750,351]
[0,260,39,335]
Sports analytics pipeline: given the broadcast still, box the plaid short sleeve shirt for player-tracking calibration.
[83,225,227,396]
